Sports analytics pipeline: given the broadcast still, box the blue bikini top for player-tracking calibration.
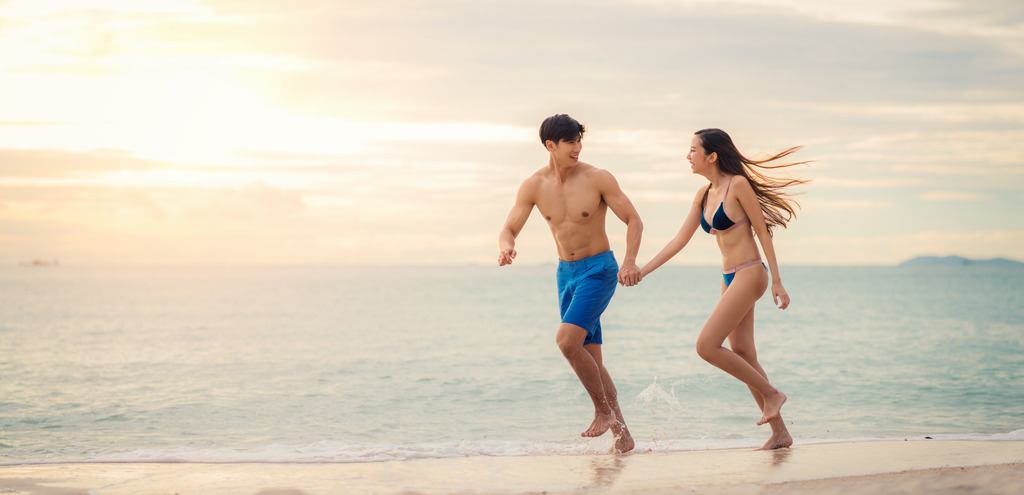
[700,178,749,235]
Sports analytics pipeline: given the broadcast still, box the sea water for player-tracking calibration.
[1,264,1022,464]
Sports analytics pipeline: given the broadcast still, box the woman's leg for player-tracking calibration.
[728,305,793,449]
[695,265,786,425]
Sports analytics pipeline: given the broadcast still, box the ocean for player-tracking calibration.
[1,263,1022,465]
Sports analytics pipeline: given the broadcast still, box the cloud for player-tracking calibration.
[13,0,999,122]
[643,0,1024,52]
[6,0,1021,130]
[0,0,1021,265]
[0,180,316,264]
[802,198,892,210]
[0,120,69,126]
[807,103,1024,125]
[0,148,164,179]
[0,180,305,221]
[918,191,987,201]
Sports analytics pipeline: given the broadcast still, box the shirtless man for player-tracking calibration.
[498,114,643,453]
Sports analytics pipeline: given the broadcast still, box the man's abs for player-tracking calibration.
[550,226,611,262]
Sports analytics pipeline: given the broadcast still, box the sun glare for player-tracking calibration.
[1,62,532,166]
[0,0,204,16]
[0,0,533,167]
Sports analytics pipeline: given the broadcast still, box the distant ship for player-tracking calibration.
[18,259,59,267]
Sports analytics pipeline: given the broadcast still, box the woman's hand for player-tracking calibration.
[618,261,642,287]
[772,280,790,310]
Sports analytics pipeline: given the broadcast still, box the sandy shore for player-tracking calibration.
[1,440,1021,494]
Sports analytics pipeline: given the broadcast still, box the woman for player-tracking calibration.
[640,128,808,450]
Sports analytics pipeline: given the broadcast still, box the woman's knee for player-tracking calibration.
[695,337,719,361]
[731,344,757,363]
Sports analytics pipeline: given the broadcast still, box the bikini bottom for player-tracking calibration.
[723,259,766,287]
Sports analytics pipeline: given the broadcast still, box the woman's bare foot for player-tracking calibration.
[757,390,787,425]
[755,431,793,450]
[582,411,616,437]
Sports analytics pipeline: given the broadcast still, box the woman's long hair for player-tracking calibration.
[696,128,810,235]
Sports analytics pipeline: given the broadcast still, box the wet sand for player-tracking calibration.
[1,440,1021,494]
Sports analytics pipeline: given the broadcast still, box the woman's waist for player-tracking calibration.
[718,247,762,270]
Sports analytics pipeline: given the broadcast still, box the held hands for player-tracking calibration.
[772,280,790,310]
[498,248,517,266]
[618,262,642,287]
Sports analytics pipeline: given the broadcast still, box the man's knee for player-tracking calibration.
[556,338,578,359]
[556,324,587,358]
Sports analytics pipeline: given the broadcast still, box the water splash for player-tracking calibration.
[633,377,683,415]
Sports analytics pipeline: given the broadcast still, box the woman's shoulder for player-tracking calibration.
[693,183,712,205]
[729,174,755,193]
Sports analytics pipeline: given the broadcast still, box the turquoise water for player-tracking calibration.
[1,264,1022,464]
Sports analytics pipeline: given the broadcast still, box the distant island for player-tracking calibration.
[899,255,1024,267]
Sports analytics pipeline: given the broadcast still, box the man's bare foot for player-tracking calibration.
[755,431,793,450]
[582,411,617,437]
[610,423,635,453]
[757,391,787,425]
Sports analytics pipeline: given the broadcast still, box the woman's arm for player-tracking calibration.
[733,176,790,309]
[640,186,705,278]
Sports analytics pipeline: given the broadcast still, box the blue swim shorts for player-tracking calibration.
[556,250,618,345]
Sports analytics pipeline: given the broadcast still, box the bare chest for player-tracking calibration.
[534,181,605,225]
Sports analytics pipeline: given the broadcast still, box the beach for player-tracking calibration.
[2,440,1021,494]
[3,266,1022,493]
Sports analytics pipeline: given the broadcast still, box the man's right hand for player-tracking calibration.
[498,248,517,266]
[618,261,642,286]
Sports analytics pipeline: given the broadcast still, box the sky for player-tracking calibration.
[1,0,1022,266]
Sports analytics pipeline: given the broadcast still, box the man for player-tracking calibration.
[498,114,643,453]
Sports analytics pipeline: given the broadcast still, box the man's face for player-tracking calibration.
[549,136,582,164]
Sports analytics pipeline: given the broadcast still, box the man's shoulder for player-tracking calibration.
[579,163,618,185]
[522,167,550,184]
[516,168,549,196]
[575,162,609,175]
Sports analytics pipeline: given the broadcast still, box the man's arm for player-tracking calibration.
[498,179,536,266]
[596,170,643,286]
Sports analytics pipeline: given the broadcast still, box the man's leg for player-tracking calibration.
[555,323,618,438]
[584,343,634,453]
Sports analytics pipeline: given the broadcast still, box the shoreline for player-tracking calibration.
[1,440,1022,494]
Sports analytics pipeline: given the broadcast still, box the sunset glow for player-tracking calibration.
[1,0,1022,265]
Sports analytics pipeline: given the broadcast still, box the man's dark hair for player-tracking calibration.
[539,114,585,146]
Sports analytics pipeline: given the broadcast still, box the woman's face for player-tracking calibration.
[687,135,715,175]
